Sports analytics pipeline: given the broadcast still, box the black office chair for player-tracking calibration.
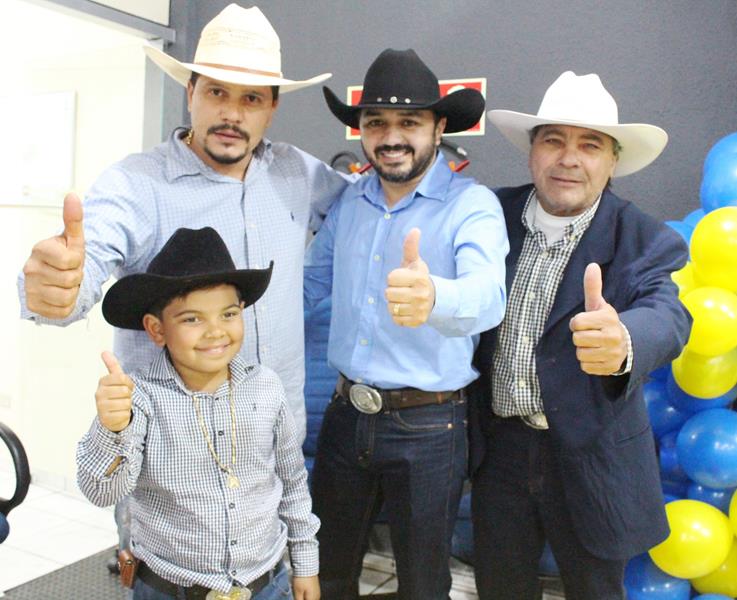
[0,421,31,543]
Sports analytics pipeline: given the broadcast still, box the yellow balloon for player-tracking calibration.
[672,262,697,300]
[691,207,737,292]
[682,287,737,356]
[731,488,737,537]
[649,500,733,579]
[672,347,737,398]
[691,541,737,597]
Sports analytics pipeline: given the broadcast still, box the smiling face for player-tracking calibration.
[186,75,278,179]
[143,284,244,393]
[359,107,446,204]
[529,124,618,216]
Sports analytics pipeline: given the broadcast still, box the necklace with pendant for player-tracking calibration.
[192,379,240,489]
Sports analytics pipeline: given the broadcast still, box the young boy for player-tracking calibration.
[77,227,320,600]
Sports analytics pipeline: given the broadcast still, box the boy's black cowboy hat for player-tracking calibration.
[323,48,485,134]
[102,227,273,330]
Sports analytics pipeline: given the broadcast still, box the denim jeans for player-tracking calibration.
[311,392,467,600]
[132,560,292,600]
[471,417,626,600]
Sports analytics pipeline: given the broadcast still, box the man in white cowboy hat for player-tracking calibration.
[304,48,508,599]
[468,71,691,599]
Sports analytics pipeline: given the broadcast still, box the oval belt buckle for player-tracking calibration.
[349,384,383,414]
[206,588,251,600]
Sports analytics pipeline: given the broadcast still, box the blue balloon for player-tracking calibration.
[666,373,736,413]
[645,379,691,438]
[663,493,682,503]
[677,408,737,488]
[624,553,691,600]
[659,431,690,483]
[683,208,706,227]
[650,364,672,382]
[665,221,694,245]
[687,482,736,513]
[700,131,737,213]
[662,479,688,499]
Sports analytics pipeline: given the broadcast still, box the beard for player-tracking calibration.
[204,124,251,165]
[362,141,437,184]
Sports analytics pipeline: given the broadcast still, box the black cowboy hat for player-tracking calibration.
[102,227,273,330]
[323,48,485,134]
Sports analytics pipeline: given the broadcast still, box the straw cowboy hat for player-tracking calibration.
[143,4,330,93]
[102,227,273,330]
[487,71,668,177]
[323,49,485,134]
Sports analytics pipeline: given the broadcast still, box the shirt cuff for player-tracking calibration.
[82,418,133,478]
[427,275,458,324]
[613,322,634,376]
[288,539,319,578]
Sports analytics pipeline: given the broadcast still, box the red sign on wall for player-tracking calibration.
[344,77,486,140]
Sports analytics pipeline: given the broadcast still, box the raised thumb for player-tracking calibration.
[62,192,84,249]
[583,262,605,312]
[102,351,123,375]
[401,228,422,268]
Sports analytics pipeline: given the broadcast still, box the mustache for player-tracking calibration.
[208,124,250,142]
[375,144,413,154]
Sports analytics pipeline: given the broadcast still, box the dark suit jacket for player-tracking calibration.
[469,184,691,560]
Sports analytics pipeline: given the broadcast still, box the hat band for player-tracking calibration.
[196,62,282,78]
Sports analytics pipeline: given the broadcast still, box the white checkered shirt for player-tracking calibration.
[77,352,319,591]
[18,128,351,440]
[492,190,600,417]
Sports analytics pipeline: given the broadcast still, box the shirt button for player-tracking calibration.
[230,540,237,546]
[229,503,235,509]
[542,251,549,258]
[384,213,391,220]
[517,380,527,389]
[231,570,237,576]
[368,297,375,304]
[373,254,381,261]
[521,336,530,345]
[217,430,224,436]
[360,339,368,346]
[528,292,536,301]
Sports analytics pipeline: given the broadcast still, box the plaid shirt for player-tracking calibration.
[492,190,600,417]
[77,352,319,591]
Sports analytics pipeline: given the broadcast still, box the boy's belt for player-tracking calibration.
[337,373,460,414]
[137,561,272,600]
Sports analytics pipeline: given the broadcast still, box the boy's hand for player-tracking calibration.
[96,351,134,432]
[292,575,320,600]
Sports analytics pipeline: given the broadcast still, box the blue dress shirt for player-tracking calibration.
[304,153,508,391]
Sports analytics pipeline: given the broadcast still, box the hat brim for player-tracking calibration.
[487,109,668,177]
[324,86,485,134]
[143,46,331,93]
[102,263,273,331]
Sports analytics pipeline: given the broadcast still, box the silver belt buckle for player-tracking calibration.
[349,383,383,414]
[206,588,251,600]
[521,412,549,430]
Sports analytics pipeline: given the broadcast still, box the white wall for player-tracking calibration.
[0,0,148,493]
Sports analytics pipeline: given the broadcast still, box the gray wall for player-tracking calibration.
[161,0,737,222]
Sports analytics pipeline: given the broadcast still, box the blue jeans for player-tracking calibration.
[471,417,626,600]
[311,392,467,600]
[132,561,292,600]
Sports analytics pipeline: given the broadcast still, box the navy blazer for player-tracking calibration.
[469,184,691,560]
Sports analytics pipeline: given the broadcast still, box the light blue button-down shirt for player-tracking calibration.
[304,153,508,391]
[18,128,350,439]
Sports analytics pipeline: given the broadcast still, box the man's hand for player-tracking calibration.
[385,228,435,327]
[23,192,85,318]
[292,575,320,600]
[96,352,134,433]
[569,263,628,375]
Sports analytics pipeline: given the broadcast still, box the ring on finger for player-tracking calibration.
[393,303,400,316]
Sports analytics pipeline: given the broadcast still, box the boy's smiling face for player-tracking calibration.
[143,284,244,392]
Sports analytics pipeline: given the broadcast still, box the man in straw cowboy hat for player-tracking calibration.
[19,3,349,440]
[469,71,691,599]
[304,49,508,599]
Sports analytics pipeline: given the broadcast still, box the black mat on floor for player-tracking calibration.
[4,546,127,599]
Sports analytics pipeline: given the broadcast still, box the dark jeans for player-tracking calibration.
[471,417,626,600]
[132,561,292,600]
[311,393,467,600]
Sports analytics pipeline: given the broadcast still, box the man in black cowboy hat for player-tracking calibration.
[304,49,509,599]
[77,227,321,600]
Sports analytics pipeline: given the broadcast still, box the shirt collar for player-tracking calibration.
[165,127,273,182]
[522,189,601,238]
[357,151,454,210]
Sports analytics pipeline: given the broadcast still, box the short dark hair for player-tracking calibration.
[146,281,243,321]
[188,72,279,102]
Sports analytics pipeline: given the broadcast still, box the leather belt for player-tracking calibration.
[337,373,460,414]
[137,561,272,600]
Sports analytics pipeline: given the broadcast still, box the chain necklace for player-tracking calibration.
[192,382,240,489]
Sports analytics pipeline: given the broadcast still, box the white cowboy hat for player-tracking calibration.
[143,4,331,93]
[487,71,668,177]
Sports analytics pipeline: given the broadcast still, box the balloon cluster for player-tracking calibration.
[627,132,737,599]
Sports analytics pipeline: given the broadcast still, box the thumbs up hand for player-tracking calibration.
[385,228,435,327]
[23,192,86,319]
[569,263,628,375]
[96,351,134,432]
